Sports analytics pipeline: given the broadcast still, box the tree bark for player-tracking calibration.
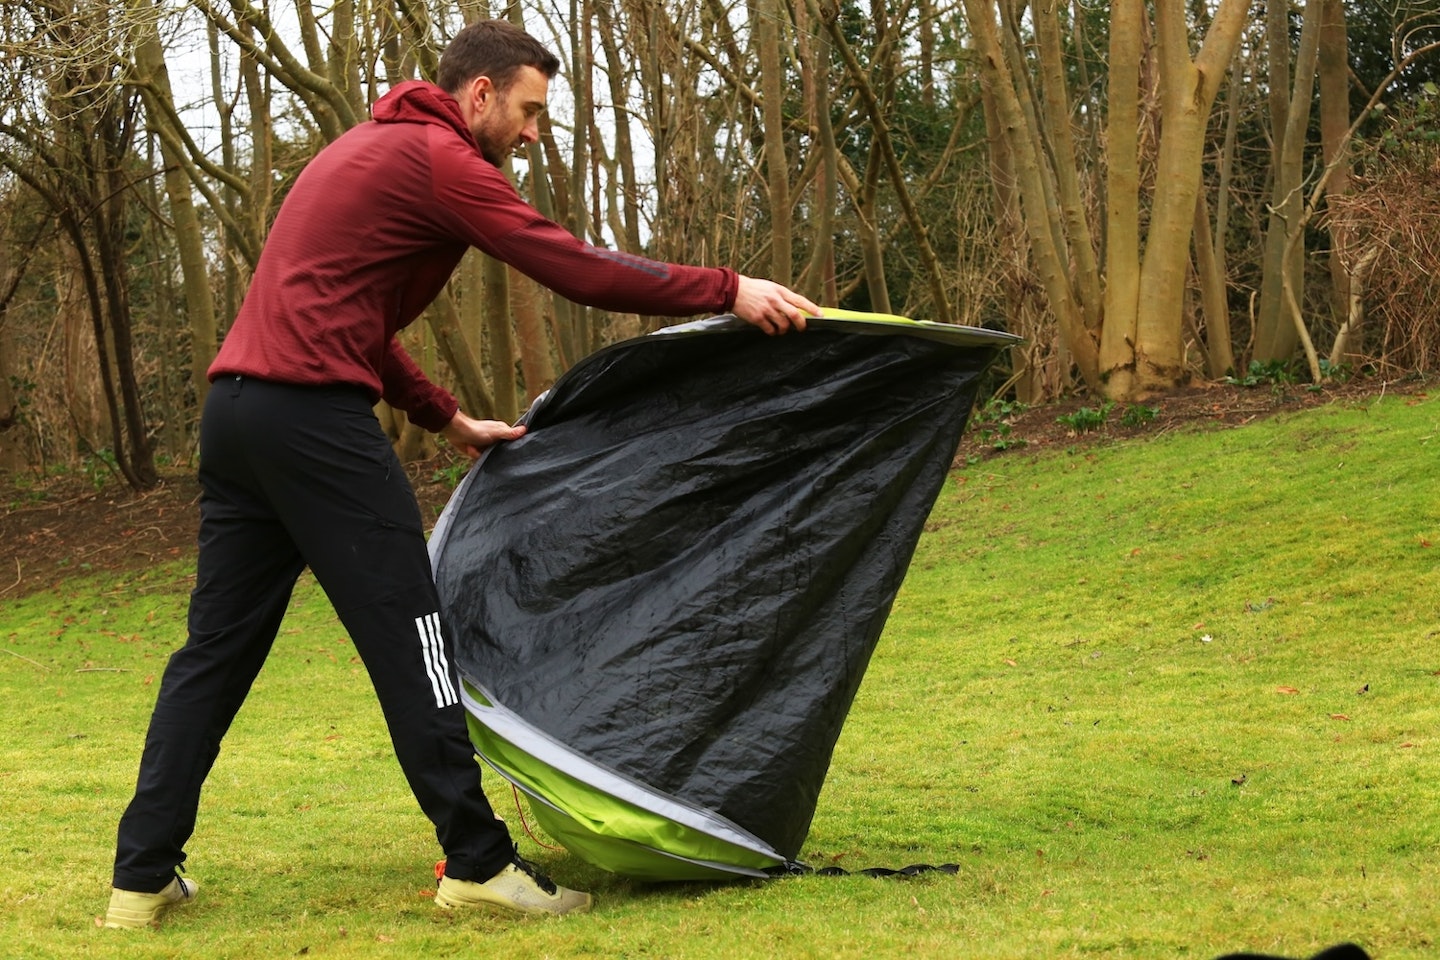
[1255,0,1321,364]
[816,0,953,323]
[1132,0,1249,394]
[756,0,793,283]
[132,0,219,409]
[510,265,558,405]
[1035,0,1103,334]
[1317,0,1352,337]
[1099,0,1143,395]
[482,252,518,423]
[962,0,1098,386]
[795,1,836,304]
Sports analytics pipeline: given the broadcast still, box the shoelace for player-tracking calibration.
[510,851,558,895]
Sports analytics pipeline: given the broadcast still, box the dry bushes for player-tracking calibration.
[1326,145,1440,376]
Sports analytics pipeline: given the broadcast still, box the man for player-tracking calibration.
[105,18,820,929]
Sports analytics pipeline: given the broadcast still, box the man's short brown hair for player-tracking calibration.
[437,19,561,95]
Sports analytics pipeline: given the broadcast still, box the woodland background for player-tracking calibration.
[1,0,1439,491]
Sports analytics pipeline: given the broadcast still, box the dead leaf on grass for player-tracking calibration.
[1276,685,1301,695]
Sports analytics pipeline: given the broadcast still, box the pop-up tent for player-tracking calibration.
[429,311,1018,881]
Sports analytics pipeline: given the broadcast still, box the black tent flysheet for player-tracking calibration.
[430,311,1018,880]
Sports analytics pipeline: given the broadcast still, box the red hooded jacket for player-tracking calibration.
[209,81,740,431]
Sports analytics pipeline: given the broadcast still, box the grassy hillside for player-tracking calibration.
[2,391,1436,959]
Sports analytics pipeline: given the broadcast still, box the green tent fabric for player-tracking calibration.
[430,311,1017,880]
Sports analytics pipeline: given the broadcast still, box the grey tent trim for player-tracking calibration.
[429,466,479,568]
[457,681,785,868]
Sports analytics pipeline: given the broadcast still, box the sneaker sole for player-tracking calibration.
[434,889,592,916]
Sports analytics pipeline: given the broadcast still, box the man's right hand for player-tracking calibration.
[440,411,526,460]
[731,276,823,336]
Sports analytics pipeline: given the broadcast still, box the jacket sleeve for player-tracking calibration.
[427,136,739,317]
[380,337,460,433]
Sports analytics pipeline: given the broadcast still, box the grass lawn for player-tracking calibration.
[2,390,1437,959]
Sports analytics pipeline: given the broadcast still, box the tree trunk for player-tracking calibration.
[595,2,643,253]
[795,0,836,304]
[426,291,496,421]
[482,252,518,423]
[756,0,792,283]
[510,265,558,405]
[1131,0,1249,395]
[1318,0,1352,339]
[1035,0,1103,334]
[1255,0,1320,362]
[0,243,22,471]
[240,16,273,271]
[133,2,219,409]
[1099,0,1143,395]
[569,0,596,355]
[962,0,1099,387]
[1192,191,1235,378]
[816,0,953,323]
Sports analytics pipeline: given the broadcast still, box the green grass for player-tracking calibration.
[3,392,1438,958]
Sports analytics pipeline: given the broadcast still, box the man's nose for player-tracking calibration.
[520,120,540,145]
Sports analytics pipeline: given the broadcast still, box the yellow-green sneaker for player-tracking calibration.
[435,857,591,917]
[103,876,199,929]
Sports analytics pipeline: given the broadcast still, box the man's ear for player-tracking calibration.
[469,75,494,110]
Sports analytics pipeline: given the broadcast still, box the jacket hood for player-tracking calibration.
[371,80,477,147]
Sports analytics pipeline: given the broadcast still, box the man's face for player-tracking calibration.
[469,65,549,166]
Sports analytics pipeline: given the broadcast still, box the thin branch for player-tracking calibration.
[3,647,46,669]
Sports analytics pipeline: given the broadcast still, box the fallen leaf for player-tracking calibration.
[1004,658,1017,667]
[1231,774,1247,786]
[1330,714,1352,721]
[1399,742,1416,749]
[1276,686,1300,695]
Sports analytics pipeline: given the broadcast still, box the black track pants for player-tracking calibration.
[113,376,512,892]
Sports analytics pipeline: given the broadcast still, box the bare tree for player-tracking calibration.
[966,0,1249,398]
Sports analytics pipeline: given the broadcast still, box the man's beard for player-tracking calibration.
[474,113,517,166]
